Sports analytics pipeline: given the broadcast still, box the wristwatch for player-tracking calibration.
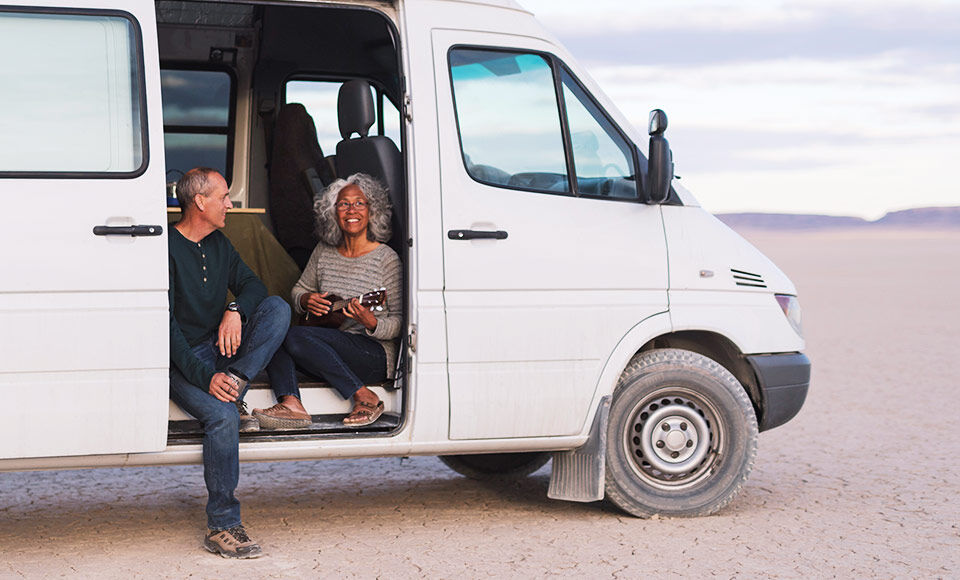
[226,301,240,313]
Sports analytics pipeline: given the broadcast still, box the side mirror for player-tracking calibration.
[645,109,673,204]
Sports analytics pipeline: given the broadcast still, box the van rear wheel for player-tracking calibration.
[605,348,758,517]
[439,452,550,481]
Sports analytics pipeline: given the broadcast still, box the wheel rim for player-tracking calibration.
[622,387,725,490]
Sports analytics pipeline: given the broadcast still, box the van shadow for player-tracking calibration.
[0,457,615,550]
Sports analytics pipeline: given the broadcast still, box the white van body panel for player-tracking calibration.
[662,205,805,354]
[0,0,169,460]
[672,181,701,207]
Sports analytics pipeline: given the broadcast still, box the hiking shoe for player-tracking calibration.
[204,525,263,559]
[235,400,259,433]
[253,403,312,430]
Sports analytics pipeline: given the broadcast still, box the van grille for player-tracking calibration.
[731,268,767,288]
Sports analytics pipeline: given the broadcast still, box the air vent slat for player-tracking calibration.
[730,268,767,288]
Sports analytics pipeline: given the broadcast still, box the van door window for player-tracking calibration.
[285,80,402,157]
[448,49,569,193]
[0,10,145,174]
[160,69,233,182]
[560,69,638,199]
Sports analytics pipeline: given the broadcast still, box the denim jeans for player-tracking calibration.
[169,295,290,531]
[266,326,386,401]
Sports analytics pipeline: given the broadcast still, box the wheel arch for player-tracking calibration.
[591,319,764,441]
[637,330,762,422]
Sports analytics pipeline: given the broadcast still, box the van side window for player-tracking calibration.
[561,69,638,199]
[0,10,145,174]
[449,49,569,193]
[285,80,402,156]
[161,69,233,182]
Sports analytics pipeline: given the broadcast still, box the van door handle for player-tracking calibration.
[93,225,164,237]
[447,229,508,240]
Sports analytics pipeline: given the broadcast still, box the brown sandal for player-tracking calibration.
[343,400,384,427]
[253,402,312,430]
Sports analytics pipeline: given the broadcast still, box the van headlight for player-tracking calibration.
[775,294,803,337]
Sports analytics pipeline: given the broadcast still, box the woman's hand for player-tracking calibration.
[344,298,378,331]
[301,292,332,318]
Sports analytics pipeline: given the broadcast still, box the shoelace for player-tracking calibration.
[235,400,250,416]
[226,525,252,543]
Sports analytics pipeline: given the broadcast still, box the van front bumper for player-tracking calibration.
[746,352,811,432]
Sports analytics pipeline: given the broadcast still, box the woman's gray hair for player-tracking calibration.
[315,173,392,246]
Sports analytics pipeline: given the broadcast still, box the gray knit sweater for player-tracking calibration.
[291,243,402,377]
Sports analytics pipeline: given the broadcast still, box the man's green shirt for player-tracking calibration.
[168,227,267,388]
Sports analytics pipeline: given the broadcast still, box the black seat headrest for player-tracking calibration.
[338,79,375,139]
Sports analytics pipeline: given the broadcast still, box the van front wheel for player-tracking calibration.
[439,452,551,481]
[605,348,758,517]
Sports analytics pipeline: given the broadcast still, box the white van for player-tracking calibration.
[0,0,809,517]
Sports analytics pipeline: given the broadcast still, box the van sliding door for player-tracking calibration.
[0,0,169,460]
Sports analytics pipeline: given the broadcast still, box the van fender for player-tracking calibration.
[548,311,672,502]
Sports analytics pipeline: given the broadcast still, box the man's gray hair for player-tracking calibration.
[175,167,219,209]
[315,173,392,246]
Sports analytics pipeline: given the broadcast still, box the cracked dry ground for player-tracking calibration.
[2,229,959,578]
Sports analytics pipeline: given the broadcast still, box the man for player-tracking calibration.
[168,167,290,559]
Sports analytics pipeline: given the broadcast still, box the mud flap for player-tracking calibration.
[548,396,610,502]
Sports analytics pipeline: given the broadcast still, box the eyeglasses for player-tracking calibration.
[336,200,368,211]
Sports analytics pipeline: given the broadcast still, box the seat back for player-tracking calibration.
[335,80,405,254]
[268,103,335,269]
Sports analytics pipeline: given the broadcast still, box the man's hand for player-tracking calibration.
[344,298,378,331]
[301,292,332,318]
[217,310,242,357]
[209,372,239,402]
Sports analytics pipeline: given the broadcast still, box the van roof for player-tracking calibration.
[414,0,531,14]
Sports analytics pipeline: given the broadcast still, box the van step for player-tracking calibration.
[167,412,401,444]
[167,372,403,432]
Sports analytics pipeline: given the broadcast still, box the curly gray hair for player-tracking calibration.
[315,173,392,246]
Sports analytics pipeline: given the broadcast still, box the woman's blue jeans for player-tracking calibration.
[266,326,386,401]
[168,295,289,531]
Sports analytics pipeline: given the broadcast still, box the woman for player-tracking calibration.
[255,173,402,428]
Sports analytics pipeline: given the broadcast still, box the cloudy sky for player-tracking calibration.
[520,0,959,218]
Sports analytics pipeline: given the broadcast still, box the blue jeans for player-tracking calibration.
[169,295,290,531]
[266,326,386,400]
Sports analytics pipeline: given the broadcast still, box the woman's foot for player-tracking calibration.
[344,387,384,427]
[253,397,312,430]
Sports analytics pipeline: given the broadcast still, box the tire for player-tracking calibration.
[605,348,758,518]
[439,452,551,481]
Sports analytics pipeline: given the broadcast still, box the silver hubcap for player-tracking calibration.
[640,405,710,474]
[624,390,721,489]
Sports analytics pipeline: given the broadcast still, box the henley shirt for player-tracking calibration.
[168,227,267,389]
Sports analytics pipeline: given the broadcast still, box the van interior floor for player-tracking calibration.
[167,373,401,444]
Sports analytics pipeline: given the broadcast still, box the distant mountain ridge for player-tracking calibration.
[716,206,960,230]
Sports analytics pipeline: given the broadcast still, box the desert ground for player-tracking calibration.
[1,228,959,578]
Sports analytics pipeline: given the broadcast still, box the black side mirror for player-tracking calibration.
[645,109,673,204]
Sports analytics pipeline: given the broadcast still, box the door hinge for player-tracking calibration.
[403,93,413,123]
[408,324,417,353]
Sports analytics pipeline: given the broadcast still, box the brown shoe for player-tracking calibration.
[204,525,263,559]
[253,402,312,430]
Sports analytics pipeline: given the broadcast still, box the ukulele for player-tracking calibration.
[301,288,386,328]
